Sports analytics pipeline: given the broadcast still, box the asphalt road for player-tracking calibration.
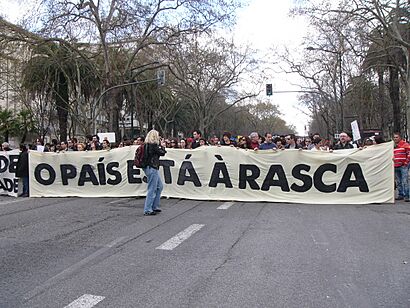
[0,196,409,308]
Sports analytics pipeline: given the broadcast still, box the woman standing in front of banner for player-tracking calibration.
[143,129,167,216]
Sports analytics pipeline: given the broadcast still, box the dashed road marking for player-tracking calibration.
[217,202,234,210]
[156,224,205,250]
[108,198,132,204]
[64,294,105,308]
[0,199,25,205]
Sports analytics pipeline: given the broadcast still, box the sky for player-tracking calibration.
[234,0,310,135]
[0,0,310,135]
[0,0,33,19]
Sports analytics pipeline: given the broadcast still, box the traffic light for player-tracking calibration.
[266,83,273,96]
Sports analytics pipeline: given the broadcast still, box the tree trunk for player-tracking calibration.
[148,109,153,132]
[21,130,27,143]
[56,72,69,142]
[407,77,410,140]
[198,115,205,138]
[377,69,385,132]
[405,49,410,141]
[111,92,121,142]
[389,66,401,134]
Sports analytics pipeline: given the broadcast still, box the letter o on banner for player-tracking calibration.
[34,163,56,185]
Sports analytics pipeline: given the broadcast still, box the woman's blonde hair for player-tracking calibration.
[145,129,160,144]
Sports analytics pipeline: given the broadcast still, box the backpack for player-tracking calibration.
[134,144,146,168]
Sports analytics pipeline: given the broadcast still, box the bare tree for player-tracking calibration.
[27,0,243,139]
[292,0,409,137]
[167,33,260,135]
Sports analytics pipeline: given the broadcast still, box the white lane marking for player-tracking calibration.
[24,237,128,300]
[108,198,131,204]
[64,294,105,308]
[217,202,234,210]
[156,224,205,251]
[0,199,25,205]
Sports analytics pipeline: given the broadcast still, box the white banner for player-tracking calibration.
[29,142,395,204]
[0,149,21,197]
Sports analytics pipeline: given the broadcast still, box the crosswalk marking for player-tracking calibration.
[64,294,105,308]
[217,202,234,210]
[156,224,205,251]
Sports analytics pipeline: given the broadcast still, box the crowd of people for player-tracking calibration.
[0,131,385,154]
[154,130,384,151]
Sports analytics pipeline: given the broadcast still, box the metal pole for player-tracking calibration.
[92,78,159,135]
[338,51,344,132]
[130,85,134,139]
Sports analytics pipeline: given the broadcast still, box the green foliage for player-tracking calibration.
[15,109,38,143]
[247,102,296,135]
[0,107,36,142]
[206,102,296,138]
[22,41,101,140]
[0,107,17,142]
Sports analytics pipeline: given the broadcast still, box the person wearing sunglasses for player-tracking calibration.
[285,134,302,149]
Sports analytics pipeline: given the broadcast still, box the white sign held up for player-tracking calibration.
[351,120,361,141]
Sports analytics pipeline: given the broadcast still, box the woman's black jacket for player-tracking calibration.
[144,143,166,169]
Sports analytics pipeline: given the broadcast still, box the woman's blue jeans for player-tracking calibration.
[143,166,163,213]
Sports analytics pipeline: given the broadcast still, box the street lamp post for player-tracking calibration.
[130,85,135,139]
[129,62,161,138]
[92,62,164,135]
[306,46,344,133]
[338,52,344,131]
[92,76,163,135]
